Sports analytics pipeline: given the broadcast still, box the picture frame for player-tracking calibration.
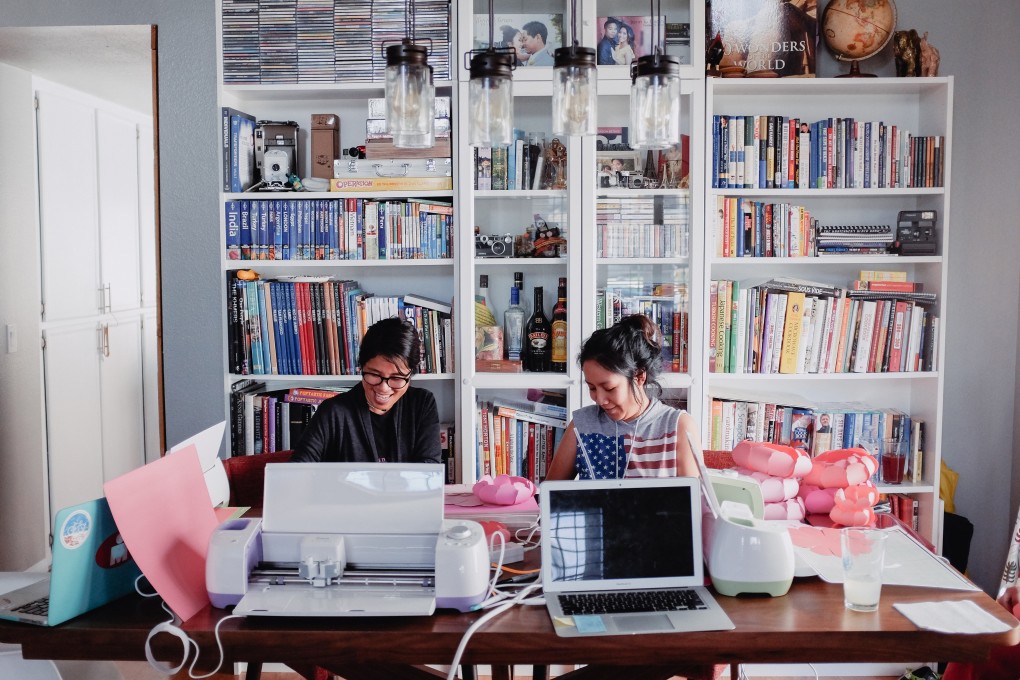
[596,151,639,188]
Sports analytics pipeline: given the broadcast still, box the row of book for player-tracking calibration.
[711,114,945,190]
[707,394,924,483]
[229,382,345,456]
[709,277,938,375]
[475,398,568,483]
[596,283,690,374]
[227,274,454,377]
[596,195,691,258]
[225,198,454,261]
[884,492,920,532]
[221,0,453,84]
[713,196,817,258]
[475,130,553,191]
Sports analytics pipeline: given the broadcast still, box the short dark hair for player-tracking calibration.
[358,317,421,374]
[522,21,548,44]
[604,17,620,30]
[578,314,663,398]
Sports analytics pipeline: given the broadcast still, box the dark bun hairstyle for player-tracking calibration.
[577,314,663,397]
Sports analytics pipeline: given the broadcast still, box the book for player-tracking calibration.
[402,293,453,315]
[222,107,256,193]
[778,291,806,374]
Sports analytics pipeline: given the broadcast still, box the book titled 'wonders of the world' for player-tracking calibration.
[708,0,818,77]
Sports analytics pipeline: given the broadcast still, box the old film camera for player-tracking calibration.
[894,210,938,255]
[475,233,514,258]
[255,120,299,189]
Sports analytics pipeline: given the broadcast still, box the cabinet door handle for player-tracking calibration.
[373,163,409,178]
[102,325,110,357]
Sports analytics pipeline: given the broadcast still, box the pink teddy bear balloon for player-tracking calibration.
[797,447,879,527]
[731,441,812,521]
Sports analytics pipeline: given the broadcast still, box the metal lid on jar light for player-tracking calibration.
[629,52,681,81]
[553,44,596,69]
[386,40,429,67]
[469,50,514,80]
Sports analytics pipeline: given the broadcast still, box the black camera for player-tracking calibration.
[475,234,514,258]
[894,210,938,255]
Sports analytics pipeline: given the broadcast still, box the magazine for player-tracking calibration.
[474,14,564,67]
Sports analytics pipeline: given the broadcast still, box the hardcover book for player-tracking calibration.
[707,0,818,77]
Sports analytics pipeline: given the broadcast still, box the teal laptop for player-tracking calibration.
[0,497,141,626]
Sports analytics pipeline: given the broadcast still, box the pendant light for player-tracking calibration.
[629,0,681,150]
[467,0,515,147]
[551,0,597,136]
[384,0,435,149]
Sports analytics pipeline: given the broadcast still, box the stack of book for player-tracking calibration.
[815,224,894,256]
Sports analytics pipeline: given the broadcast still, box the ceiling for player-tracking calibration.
[0,25,152,114]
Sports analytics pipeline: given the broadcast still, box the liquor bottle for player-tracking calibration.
[524,286,550,372]
[475,274,497,327]
[513,271,528,318]
[550,277,568,372]
[503,286,526,361]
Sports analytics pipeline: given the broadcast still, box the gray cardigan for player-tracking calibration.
[290,382,441,464]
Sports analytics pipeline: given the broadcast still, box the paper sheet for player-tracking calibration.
[894,600,1014,634]
[104,446,221,622]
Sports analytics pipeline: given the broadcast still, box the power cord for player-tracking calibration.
[135,573,242,678]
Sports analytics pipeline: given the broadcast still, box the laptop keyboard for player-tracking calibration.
[13,596,49,617]
[558,589,706,616]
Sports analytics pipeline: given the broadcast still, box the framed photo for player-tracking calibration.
[596,16,655,66]
[474,14,564,67]
[596,151,639,188]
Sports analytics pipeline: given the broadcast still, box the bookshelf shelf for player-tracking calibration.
[703,76,954,546]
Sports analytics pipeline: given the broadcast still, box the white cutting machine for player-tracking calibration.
[206,463,490,616]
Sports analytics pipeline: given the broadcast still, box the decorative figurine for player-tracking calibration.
[543,137,567,190]
[893,29,921,77]
[919,31,940,77]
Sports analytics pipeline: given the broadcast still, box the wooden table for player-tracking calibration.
[2,577,1017,673]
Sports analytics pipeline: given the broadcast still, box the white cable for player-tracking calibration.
[807,662,820,679]
[445,582,542,680]
[140,589,243,679]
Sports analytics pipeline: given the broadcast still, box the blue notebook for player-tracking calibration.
[0,497,141,626]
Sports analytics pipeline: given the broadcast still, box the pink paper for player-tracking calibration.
[104,445,221,622]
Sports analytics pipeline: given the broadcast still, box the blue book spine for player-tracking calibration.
[240,200,252,259]
[221,107,231,192]
[256,281,272,373]
[225,200,241,260]
[711,115,720,188]
[863,122,873,189]
[758,116,767,189]
[285,282,300,375]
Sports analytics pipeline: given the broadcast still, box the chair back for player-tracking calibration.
[222,450,294,507]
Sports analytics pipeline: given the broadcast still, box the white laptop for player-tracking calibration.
[540,477,735,637]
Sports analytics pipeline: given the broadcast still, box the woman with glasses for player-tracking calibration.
[290,317,441,464]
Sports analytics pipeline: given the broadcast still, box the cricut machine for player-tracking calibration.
[689,434,795,598]
[206,463,490,616]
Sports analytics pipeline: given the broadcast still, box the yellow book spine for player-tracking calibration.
[778,291,806,373]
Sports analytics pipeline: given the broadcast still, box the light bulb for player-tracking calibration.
[629,55,681,149]
[385,42,435,147]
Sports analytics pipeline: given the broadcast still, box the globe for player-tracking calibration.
[822,0,898,76]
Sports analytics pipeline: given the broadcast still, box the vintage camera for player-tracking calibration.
[255,120,299,187]
[620,171,647,189]
[894,210,938,255]
[262,148,291,185]
[475,234,514,258]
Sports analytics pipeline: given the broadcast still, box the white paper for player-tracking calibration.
[894,600,1013,634]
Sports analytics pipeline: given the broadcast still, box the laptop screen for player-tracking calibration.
[540,478,703,594]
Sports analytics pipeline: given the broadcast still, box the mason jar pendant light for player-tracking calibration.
[551,0,597,136]
[467,0,515,147]
[384,0,435,149]
[630,0,682,149]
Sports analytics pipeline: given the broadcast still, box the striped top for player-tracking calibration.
[571,399,684,479]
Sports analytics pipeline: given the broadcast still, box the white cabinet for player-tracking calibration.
[42,317,145,513]
[35,80,153,519]
[702,77,954,546]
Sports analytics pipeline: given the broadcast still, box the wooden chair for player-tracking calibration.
[221,449,294,508]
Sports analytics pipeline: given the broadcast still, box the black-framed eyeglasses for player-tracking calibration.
[361,370,412,389]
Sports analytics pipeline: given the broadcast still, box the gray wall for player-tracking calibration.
[1,0,1018,594]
